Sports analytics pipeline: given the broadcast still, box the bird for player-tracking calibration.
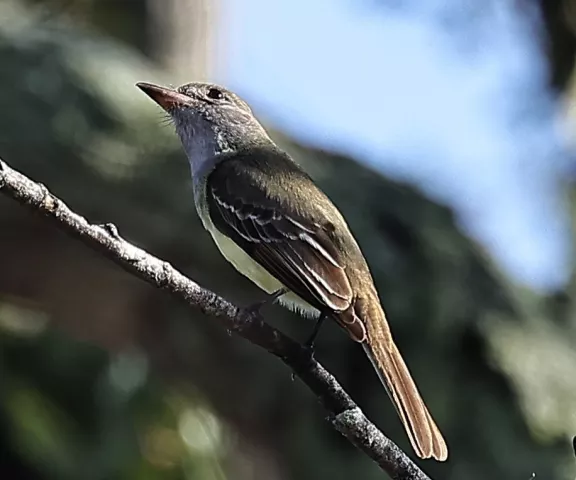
[136,80,448,461]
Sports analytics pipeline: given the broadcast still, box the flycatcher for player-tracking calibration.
[137,81,448,461]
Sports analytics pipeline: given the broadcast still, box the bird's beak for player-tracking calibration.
[136,82,191,111]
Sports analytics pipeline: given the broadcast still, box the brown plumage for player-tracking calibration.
[340,286,448,461]
[205,149,449,462]
[136,81,449,461]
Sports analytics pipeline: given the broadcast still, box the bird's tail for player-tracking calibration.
[359,298,448,461]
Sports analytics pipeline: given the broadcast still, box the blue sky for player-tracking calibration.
[219,0,572,292]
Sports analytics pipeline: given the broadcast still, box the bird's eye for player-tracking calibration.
[206,87,224,100]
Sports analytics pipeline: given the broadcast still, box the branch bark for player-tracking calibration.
[0,157,432,480]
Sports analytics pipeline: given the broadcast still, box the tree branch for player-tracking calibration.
[0,157,432,480]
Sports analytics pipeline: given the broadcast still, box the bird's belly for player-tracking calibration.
[208,228,319,318]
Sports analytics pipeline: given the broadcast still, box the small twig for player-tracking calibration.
[0,158,432,480]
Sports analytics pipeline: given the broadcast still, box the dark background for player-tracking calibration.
[1,0,576,479]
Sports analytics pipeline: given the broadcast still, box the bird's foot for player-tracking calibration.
[302,314,327,360]
[245,288,287,316]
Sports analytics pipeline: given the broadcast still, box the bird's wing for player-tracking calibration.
[206,151,354,314]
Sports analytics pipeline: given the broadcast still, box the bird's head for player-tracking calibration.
[137,81,271,163]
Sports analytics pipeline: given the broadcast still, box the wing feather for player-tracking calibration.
[207,168,353,313]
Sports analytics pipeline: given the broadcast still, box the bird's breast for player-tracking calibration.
[209,227,282,293]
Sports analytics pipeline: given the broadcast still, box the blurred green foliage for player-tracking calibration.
[1,1,576,479]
